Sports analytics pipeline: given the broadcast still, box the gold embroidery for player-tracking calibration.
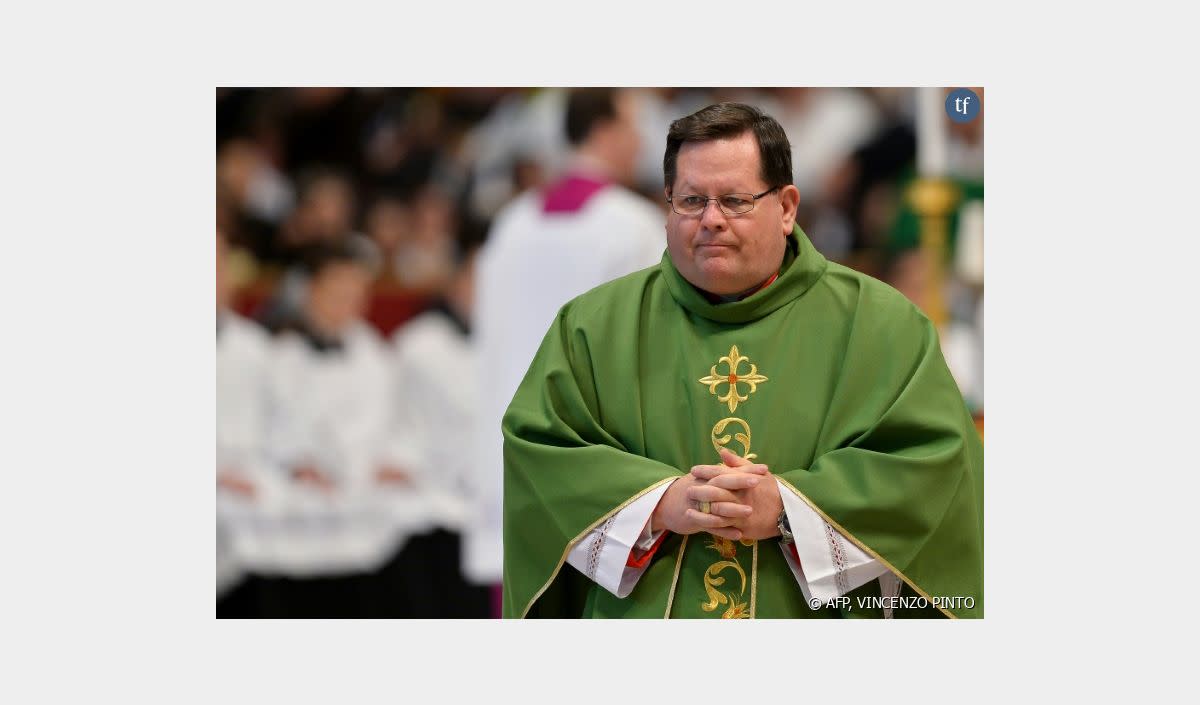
[706,535,738,559]
[698,345,768,412]
[722,599,750,619]
[701,537,753,618]
[692,344,765,618]
[711,417,758,460]
[701,560,747,612]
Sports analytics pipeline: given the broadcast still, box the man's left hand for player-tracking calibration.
[691,448,783,541]
[218,470,257,499]
[375,466,414,486]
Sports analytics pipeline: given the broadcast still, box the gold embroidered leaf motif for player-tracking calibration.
[710,417,758,460]
[706,535,738,559]
[701,577,728,612]
[722,597,750,619]
[702,560,747,613]
[698,344,768,412]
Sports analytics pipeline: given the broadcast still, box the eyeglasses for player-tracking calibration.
[667,187,780,216]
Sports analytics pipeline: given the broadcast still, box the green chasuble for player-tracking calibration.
[502,226,983,619]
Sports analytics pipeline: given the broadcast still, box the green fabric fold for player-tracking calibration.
[503,226,983,618]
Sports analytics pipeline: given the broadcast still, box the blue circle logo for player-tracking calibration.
[945,88,980,123]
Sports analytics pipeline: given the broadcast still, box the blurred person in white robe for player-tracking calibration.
[373,233,491,617]
[215,228,276,616]
[469,88,666,589]
[252,238,417,617]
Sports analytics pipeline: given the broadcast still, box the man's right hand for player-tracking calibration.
[650,463,765,540]
[292,466,336,493]
[691,448,782,540]
[375,466,414,486]
[217,470,257,499]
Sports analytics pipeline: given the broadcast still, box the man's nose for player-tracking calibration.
[699,199,727,230]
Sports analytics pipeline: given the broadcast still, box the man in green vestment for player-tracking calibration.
[501,102,983,619]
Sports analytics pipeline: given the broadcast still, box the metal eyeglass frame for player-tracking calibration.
[666,186,780,216]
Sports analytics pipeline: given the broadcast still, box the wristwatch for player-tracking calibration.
[777,509,794,545]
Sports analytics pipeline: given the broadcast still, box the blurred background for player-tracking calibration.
[216,87,984,618]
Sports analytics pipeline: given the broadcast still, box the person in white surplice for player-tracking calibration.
[250,239,421,616]
[469,88,667,588]
[215,228,276,615]
[377,238,491,617]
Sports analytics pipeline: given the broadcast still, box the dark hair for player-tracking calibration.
[663,102,793,193]
[300,236,380,278]
[565,88,618,147]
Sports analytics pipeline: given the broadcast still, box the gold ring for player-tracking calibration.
[699,501,711,514]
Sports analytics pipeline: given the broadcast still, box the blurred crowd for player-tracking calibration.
[215,87,984,618]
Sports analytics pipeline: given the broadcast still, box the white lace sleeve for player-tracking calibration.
[776,479,889,606]
[565,481,675,597]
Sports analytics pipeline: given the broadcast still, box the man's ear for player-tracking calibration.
[779,184,800,233]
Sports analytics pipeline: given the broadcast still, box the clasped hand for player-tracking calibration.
[650,448,783,541]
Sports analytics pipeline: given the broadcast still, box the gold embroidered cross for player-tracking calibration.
[698,345,768,412]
